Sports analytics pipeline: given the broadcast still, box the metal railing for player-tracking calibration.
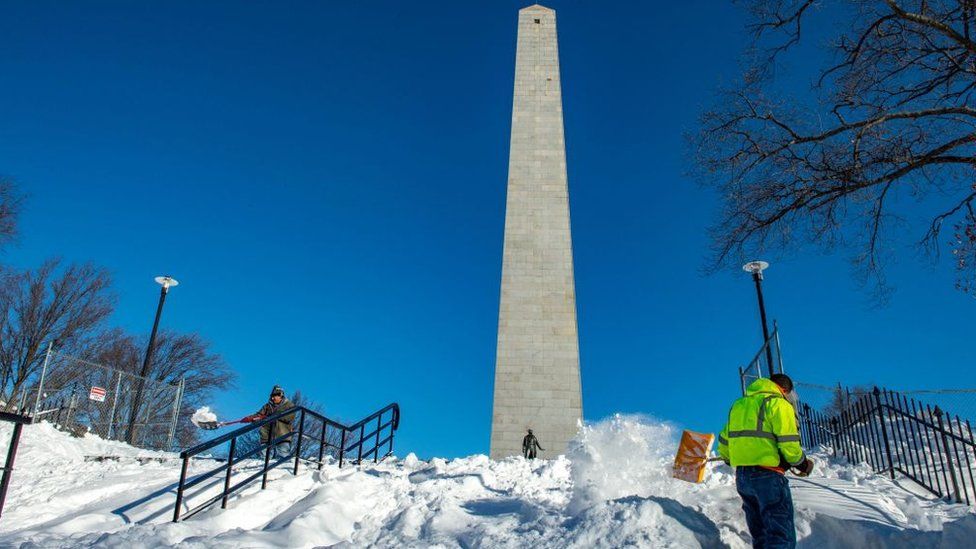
[173,402,399,521]
[0,411,33,520]
[798,387,976,505]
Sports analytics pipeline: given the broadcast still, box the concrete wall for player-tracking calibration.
[490,4,583,460]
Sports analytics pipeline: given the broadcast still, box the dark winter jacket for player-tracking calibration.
[257,398,296,444]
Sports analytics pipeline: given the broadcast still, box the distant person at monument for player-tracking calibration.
[522,429,544,459]
[718,373,814,548]
[243,385,296,458]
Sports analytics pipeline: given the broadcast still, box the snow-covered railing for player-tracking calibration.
[798,388,976,505]
[172,402,399,521]
[0,410,33,521]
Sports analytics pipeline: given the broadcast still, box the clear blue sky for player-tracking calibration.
[1,1,973,458]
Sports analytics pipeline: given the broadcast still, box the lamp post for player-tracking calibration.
[126,276,179,444]
[742,261,775,376]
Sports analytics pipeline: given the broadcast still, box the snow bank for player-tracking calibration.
[1,417,974,548]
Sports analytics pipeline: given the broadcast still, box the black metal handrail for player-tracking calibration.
[798,387,975,505]
[173,402,399,521]
[0,411,33,520]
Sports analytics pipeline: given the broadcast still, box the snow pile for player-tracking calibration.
[567,413,679,512]
[190,406,217,426]
[1,417,974,548]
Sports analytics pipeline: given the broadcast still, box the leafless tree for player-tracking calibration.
[695,0,976,299]
[822,384,875,416]
[0,177,24,252]
[0,260,114,410]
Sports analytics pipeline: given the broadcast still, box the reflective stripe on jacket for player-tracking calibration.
[717,378,805,468]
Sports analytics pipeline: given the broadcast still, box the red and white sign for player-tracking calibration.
[89,386,107,402]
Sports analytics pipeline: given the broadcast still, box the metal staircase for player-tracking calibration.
[172,402,399,521]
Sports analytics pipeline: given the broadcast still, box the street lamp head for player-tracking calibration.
[154,276,179,289]
[742,261,770,277]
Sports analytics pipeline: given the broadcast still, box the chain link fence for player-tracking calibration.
[19,347,184,450]
[737,325,785,394]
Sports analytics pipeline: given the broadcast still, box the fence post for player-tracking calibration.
[738,367,746,396]
[173,456,189,522]
[166,376,185,450]
[261,436,273,490]
[374,415,382,463]
[221,437,237,509]
[317,422,327,471]
[923,403,947,495]
[773,322,784,375]
[873,388,895,480]
[934,406,962,503]
[830,417,840,458]
[106,372,123,440]
[293,410,306,475]
[32,342,54,415]
[357,424,364,464]
[65,393,77,425]
[338,430,347,468]
[801,403,812,448]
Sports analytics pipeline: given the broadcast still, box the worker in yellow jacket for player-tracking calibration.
[719,374,813,548]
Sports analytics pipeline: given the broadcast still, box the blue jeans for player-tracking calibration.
[736,466,796,549]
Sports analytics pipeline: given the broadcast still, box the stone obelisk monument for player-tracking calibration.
[490,4,582,459]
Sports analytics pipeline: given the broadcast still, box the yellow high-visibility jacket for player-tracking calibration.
[718,378,805,468]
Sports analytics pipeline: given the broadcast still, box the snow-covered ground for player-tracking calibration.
[2,415,974,548]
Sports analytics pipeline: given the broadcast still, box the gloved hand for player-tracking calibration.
[243,414,265,423]
[794,458,814,477]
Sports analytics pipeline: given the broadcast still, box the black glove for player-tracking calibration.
[794,458,814,477]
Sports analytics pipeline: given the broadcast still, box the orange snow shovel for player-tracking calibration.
[672,430,721,483]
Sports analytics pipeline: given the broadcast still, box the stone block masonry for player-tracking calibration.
[490,4,583,459]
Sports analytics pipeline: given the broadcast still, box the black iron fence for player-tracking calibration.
[798,387,976,505]
[733,327,974,505]
[173,402,399,521]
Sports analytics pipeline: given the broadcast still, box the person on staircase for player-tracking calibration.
[522,429,544,459]
[718,373,814,549]
[243,385,296,458]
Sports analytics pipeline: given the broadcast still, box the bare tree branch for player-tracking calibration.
[695,0,976,298]
[0,260,114,410]
[0,177,24,254]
